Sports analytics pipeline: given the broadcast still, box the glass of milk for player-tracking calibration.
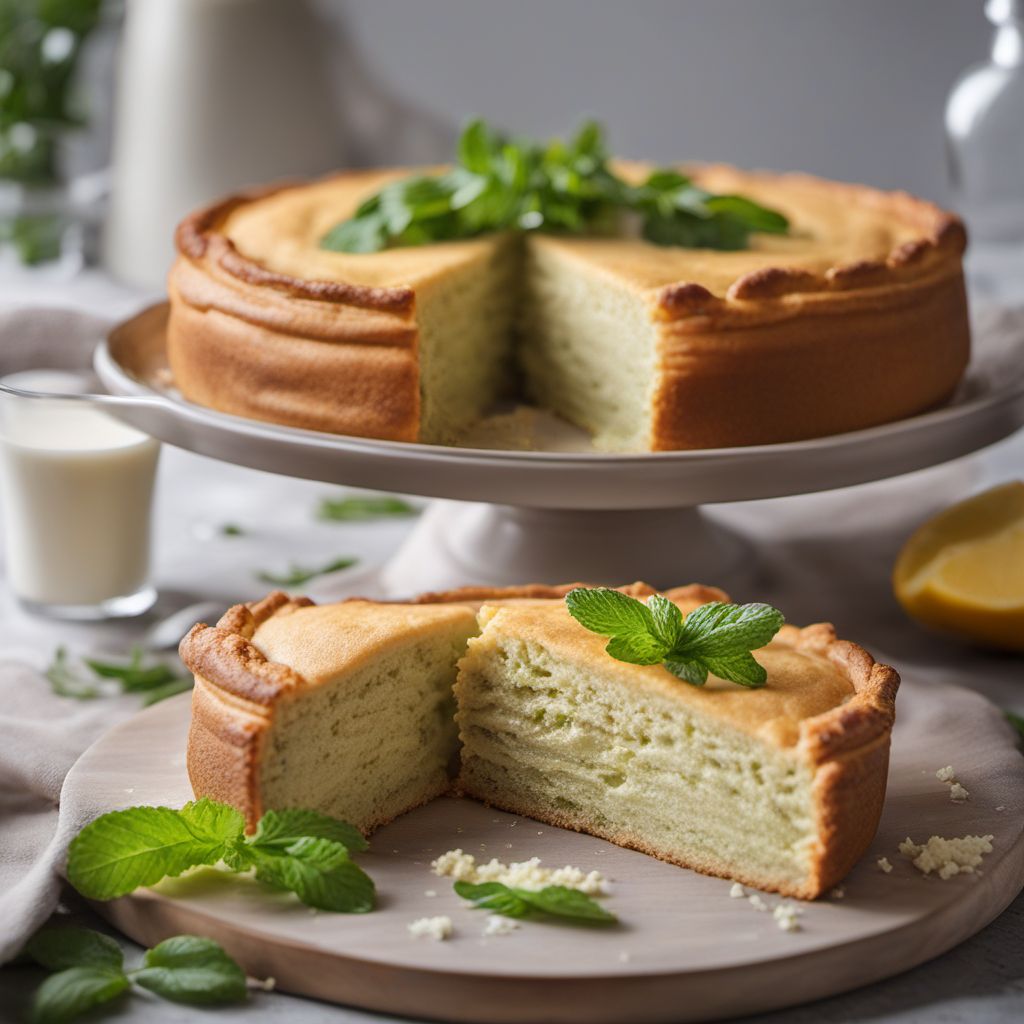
[0,370,160,619]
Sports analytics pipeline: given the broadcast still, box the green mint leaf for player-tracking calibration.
[564,587,659,645]
[132,935,247,1006]
[219,523,245,537]
[453,881,530,918]
[604,632,669,665]
[662,658,708,687]
[702,652,769,688]
[66,799,244,899]
[45,647,100,700]
[704,194,790,234]
[31,965,129,1024]
[251,837,375,912]
[646,594,684,649]
[256,556,358,587]
[454,881,615,923]
[249,808,368,853]
[316,495,418,522]
[84,656,178,692]
[25,927,123,972]
[514,885,617,923]
[673,602,785,660]
[139,677,194,707]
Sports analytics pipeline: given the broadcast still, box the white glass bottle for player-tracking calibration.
[946,0,1024,303]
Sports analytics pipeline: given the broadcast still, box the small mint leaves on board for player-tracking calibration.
[565,588,784,688]
[66,798,374,913]
[454,881,616,924]
[45,647,192,706]
[316,494,418,522]
[256,555,358,587]
[24,927,248,1023]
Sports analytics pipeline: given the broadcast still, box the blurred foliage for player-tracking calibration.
[0,0,103,184]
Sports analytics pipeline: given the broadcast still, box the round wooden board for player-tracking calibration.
[63,678,1024,1024]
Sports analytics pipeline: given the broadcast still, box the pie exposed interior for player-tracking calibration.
[181,583,899,899]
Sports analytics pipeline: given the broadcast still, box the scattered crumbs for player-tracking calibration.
[256,977,276,992]
[729,883,746,899]
[424,890,437,898]
[830,885,845,900]
[899,835,994,880]
[747,894,769,912]
[935,765,956,783]
[877,857,893,874]
[618,950,631,964]
[409,916,453,941]
[950,782,970,803]
[392,849,399,854]
[483,915,520,937]
[431,849,608,894]
[996,805,1006,812]
[773,902,803,933]
[510,820,518,827]
[124,787,135,794]
[537,831,543,835]
[456,826,464,833]
[505,843,513,849]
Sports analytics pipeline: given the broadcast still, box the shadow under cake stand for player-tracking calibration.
[90,303,1024,595]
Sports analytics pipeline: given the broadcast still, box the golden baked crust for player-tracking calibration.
[167,164,970,450]
[182,582,898,899]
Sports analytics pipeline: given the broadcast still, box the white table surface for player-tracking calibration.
[0,270,1022,1023]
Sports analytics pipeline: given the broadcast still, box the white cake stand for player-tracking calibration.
[75,303,1024,592]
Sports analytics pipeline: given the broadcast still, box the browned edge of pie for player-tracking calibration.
[180,582,899,899]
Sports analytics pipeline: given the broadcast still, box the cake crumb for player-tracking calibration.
[935,765,956,783]
[409,916,453,941]
[431,850,608,894]
[899,835,994,879]
[729,883,746,899]
[423,889,437,898]
[877,857,893,874]
[996,805,1006,812]
[253,976,276,992]
[949,782,969,802]
[830,885,845,899]
[483,915,519,937]
[773,902,802,932]
[747,894,769,912]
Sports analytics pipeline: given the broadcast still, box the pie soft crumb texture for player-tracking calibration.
[180,582,899,899]
[167,163,970,451]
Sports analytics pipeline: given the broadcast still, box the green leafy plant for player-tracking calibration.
[219,522,245,537]
[565,588,785,688]
[66,799,374,913]
[1006,710,1024,747]
[316,495,418,522]
[45,647,193,706]
[256,556,358,587]
[454,881,616,923]
[321,119,788,254]
[24,926,248,1023]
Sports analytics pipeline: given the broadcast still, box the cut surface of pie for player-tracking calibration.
[180,582,899,898]
[168,163,970,451]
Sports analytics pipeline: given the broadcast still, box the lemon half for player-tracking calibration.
[893,481,1024,652]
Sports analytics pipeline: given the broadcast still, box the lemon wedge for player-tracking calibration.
[893,481,1024,652]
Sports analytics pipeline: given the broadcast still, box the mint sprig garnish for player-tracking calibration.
[321,119,788,254]
[66,799,374,913]
[316,494,418,522]
[565,588,784,688]
[25,927,247,1023]
[454,881,616,924]
[256,555,358,587]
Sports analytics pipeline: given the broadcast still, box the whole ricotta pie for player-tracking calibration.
[167,164,970,451]
[180,583,899,899]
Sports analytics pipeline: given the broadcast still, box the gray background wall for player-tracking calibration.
[314,0,992,203]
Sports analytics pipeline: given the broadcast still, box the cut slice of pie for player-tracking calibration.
[455,586,899,899]
[183,591,478,832]
[180,583,899,898]
[168,163,969,451]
